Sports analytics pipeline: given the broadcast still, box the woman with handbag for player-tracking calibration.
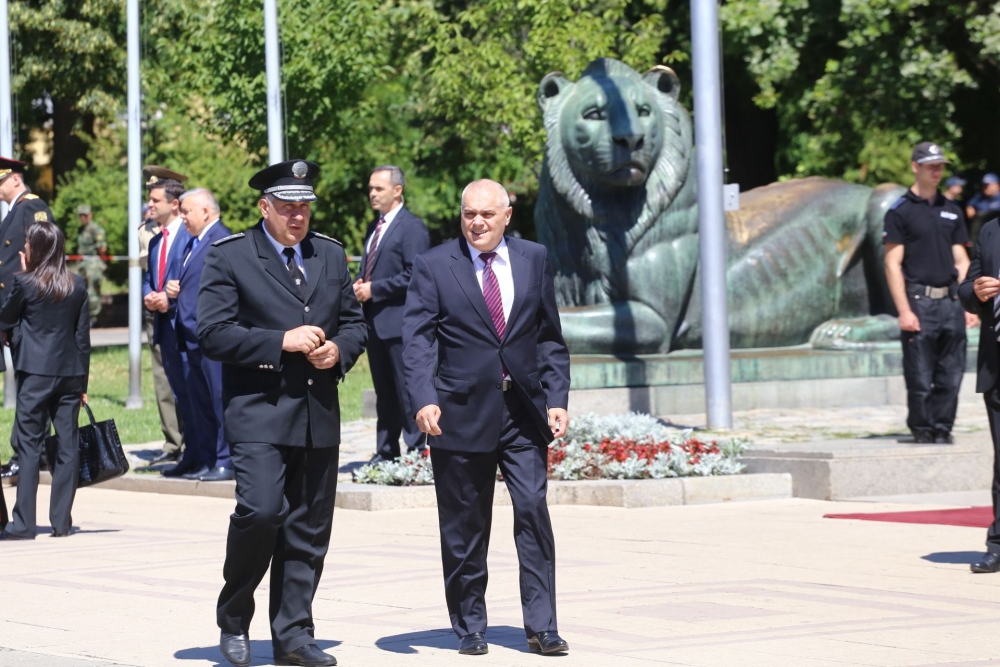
[0,221,89,541]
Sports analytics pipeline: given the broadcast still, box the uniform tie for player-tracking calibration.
[283,247,306,296]
[363,216,385,282]
[157,227,169,291]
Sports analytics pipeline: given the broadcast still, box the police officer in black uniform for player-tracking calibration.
[884,142,973,444]
[0,156,55,486]
[197,160,367,667]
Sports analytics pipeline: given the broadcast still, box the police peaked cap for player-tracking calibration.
[249,160,319,202]
[0,156,28,180]
[143,165,189,186]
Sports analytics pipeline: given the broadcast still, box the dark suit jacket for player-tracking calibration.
[0,191,55,329]
[176,221,230,350]
[359,207,430,339]
[0,273,90,387]
[402,236,570,452]
[197,221,368,448]
[144,224,192,346]
[960,218,1000,392]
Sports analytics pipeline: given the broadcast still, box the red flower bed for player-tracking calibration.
[548,437,722,476]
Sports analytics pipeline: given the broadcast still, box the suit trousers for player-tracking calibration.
[430,391,557,638]
[7,373,84,537]
[983,387,1000,553]
[367,331,424,458]
[185,346,230,469]
[901,293,966,438]
[217,442,339,655]
[145,315,184,455]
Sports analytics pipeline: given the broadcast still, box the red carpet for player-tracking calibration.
[824,506,993,528]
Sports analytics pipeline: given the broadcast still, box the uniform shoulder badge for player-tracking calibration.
[889,196,906,210]
[33,211,47,222]
[22,194,38,200]
[212,232,245,246]
[310,231,343,246]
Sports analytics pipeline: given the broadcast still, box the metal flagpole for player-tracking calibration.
[125,0,142,408]
[0,0,14,409]
[691,0,732,428]
[264,0,283,164]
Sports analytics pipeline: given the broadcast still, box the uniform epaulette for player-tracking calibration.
[22,194,38,200]
[213,232,245,246]
[889,196,906,210]
[310,231,343,246]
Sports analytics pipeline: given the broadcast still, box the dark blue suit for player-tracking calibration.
[176,221,231,470]
[402,235,570,639]
[145,225,192,455]
[359,206,429,458]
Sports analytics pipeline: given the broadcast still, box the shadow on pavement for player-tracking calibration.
[922,551,982,564]
[376,625,539,654]
[175,639,340,665]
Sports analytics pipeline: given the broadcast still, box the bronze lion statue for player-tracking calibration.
[535,58,903,353]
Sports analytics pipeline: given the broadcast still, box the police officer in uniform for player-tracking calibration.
[197,160,367,667]
[141,165,187,464]
[0,156,55,485]
[884,142,973,444]
[76,204,107,325]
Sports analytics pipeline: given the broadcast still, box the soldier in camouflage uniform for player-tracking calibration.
[76,205,106,325]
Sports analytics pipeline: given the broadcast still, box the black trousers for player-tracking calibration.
[7,373,83,537]
[430,392,557,638]
[901,291,966,438]
[367,331,424,458]
[217,443,339,656]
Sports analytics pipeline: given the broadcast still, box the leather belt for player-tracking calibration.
[497,379,512,391]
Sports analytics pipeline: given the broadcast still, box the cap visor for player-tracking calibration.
[270,190,317,202]
[917,157,950,164]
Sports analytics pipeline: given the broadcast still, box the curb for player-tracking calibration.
[38,470,792,510]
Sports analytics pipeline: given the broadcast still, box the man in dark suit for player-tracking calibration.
[0,156,55,486]
[353,165,430,463]
[143,178,197,478]
[198,160,367,667]
[166,188,232,481]
[960,220,1000,573]
[402,179,571,655]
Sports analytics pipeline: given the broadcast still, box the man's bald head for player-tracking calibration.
[461,179,510,210]
[460,179,512,253]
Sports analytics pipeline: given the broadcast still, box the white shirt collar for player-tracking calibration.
[197,218,220,242]
[262,222,303,261]
[381,202,403,224]
[469,236,509,265]
[165,216,183,235]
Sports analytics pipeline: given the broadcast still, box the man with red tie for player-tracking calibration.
[353,165,429,463]
[402,179,571,656]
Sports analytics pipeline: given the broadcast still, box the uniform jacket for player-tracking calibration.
[197,221,368,448]
[0,273,90,385]
[960,218,1000,393]
[359,206,430,340]
[402,236,570,452]
[175,221,230,351]
[143,225,192,347]
[0,191,54,330]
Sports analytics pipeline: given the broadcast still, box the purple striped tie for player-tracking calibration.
[363,216,385,282]
[480,252,505,338]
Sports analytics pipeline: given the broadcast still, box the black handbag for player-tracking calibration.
[45,402,129,488]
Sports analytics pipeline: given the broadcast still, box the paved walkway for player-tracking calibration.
[3,484,1000,666]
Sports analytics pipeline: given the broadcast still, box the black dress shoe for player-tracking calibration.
[162,459,201,478]
[182,465,211,480]
[220,632,251,667]
[972,552,1000,573]
[149,450,178,465]
[934,432,955,444]
[199,466,235,482]
[276,643,337,666]
[458,632,488,655]
[912,432,935,444]
[368,453,393,465]
[0,530,32,541]
[527,631,569,654]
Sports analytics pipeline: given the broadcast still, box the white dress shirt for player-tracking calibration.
[163,216,184,260]
[365,201,403,254]
[263,223,306,280]
[183,218,220,267]
[470,237,513,324]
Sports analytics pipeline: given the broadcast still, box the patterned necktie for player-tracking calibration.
[283,247,306,296]
[480,252,508,378]
[157,228,169,291]
[363,217,385,282]
[994,270,1000,342]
